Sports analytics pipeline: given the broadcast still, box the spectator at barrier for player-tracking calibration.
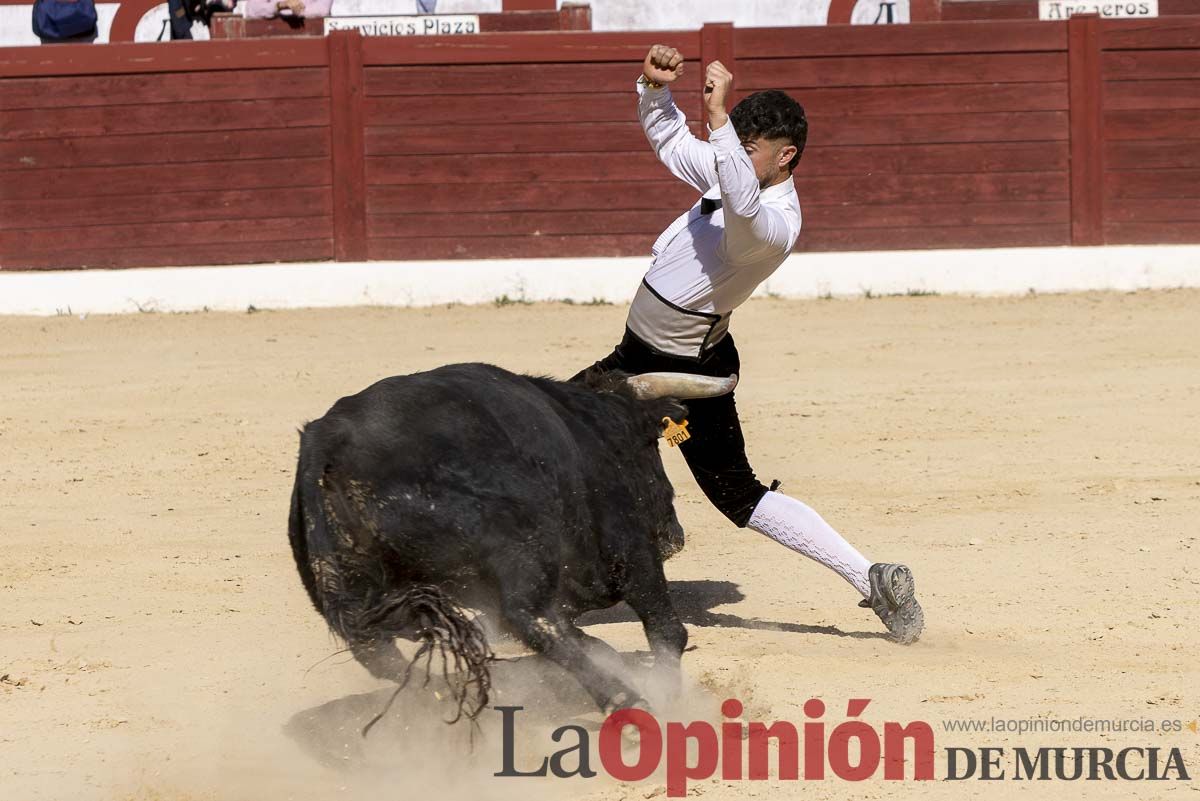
[166,0,236,39]
[32,0,98,43]
[244,0,331,19]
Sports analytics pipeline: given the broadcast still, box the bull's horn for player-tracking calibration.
[625,372,739,400]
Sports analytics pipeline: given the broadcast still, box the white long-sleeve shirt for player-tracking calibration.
[633,80,802,328]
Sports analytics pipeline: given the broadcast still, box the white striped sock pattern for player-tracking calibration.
[747,491,872,598]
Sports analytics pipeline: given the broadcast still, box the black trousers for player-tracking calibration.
[578,328,769,527]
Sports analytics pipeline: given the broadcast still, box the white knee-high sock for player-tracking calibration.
[747,491,872,597]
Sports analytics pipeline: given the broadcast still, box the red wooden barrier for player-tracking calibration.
[699,22,734,130]
[1069,14,1105,245]
[3,17,1200,270]
[0,38,333,269]
[1100,18,1200,243]
[328,30,366,261]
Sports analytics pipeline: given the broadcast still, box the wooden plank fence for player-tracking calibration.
[2,17,1199,269]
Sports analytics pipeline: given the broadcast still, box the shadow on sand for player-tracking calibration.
[578,578,887,642]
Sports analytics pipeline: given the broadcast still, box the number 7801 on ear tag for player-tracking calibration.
[661,417,691,447]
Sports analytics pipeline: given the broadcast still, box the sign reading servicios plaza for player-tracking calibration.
[324,15,480,36]
[1038,0,1157,18]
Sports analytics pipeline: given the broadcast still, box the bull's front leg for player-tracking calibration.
[623,557,688,694]
[504,606,644,714]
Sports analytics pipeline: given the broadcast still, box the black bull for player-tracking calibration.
[288,363,737,722]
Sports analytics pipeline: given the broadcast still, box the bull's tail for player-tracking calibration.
[359,585,494,735]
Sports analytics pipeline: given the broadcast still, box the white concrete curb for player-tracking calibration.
[2,245,1199,316]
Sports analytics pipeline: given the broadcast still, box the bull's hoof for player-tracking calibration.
[603,692,650,717]
[604,696,653,750]
[622,723,643,751]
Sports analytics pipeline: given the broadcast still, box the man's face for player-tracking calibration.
[741,136,795,189]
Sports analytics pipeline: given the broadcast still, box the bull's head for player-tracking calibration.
[620,372,738,561]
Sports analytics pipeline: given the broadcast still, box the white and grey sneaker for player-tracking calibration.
[859,563,924,644]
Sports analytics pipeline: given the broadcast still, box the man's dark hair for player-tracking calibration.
[729,90,808,172]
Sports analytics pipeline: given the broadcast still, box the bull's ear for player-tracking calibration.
[625,372,738,400]
[648,398,687,426]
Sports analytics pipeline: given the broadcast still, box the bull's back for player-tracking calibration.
[305,364,601,585]
[320,364,584,476]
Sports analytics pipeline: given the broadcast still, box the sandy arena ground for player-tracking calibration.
[1,289,1198,801]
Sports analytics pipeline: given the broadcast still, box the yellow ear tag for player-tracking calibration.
[661,417,691,447]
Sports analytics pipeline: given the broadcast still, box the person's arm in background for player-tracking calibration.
[637,44,719,194]
[242,0,280,18]
[246,0,330,17]
[295,0,330,15]
[704,61,797,260]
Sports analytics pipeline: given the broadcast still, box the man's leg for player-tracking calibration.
[678,391,868,595]
[679,387,924,643]
[579,330,922,641]
[746,490,871,596]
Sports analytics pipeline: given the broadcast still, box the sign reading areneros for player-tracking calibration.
[1038,0,1157,18]
[323,15,480,36]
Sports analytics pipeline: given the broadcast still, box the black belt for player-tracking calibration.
[700,197,723,215]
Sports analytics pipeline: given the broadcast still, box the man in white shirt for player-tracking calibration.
[579,45,924,644]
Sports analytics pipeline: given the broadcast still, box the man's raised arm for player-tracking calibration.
[637,45,719,194]
[704,61,799,260]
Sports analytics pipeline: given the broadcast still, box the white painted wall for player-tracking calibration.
[1,2,117,45]
[571,0,828,29]
[1,0,916,47]
[568,0,913,29]
[4,246,1199,316]
[334,0,499,15]
[0,0,502,44]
